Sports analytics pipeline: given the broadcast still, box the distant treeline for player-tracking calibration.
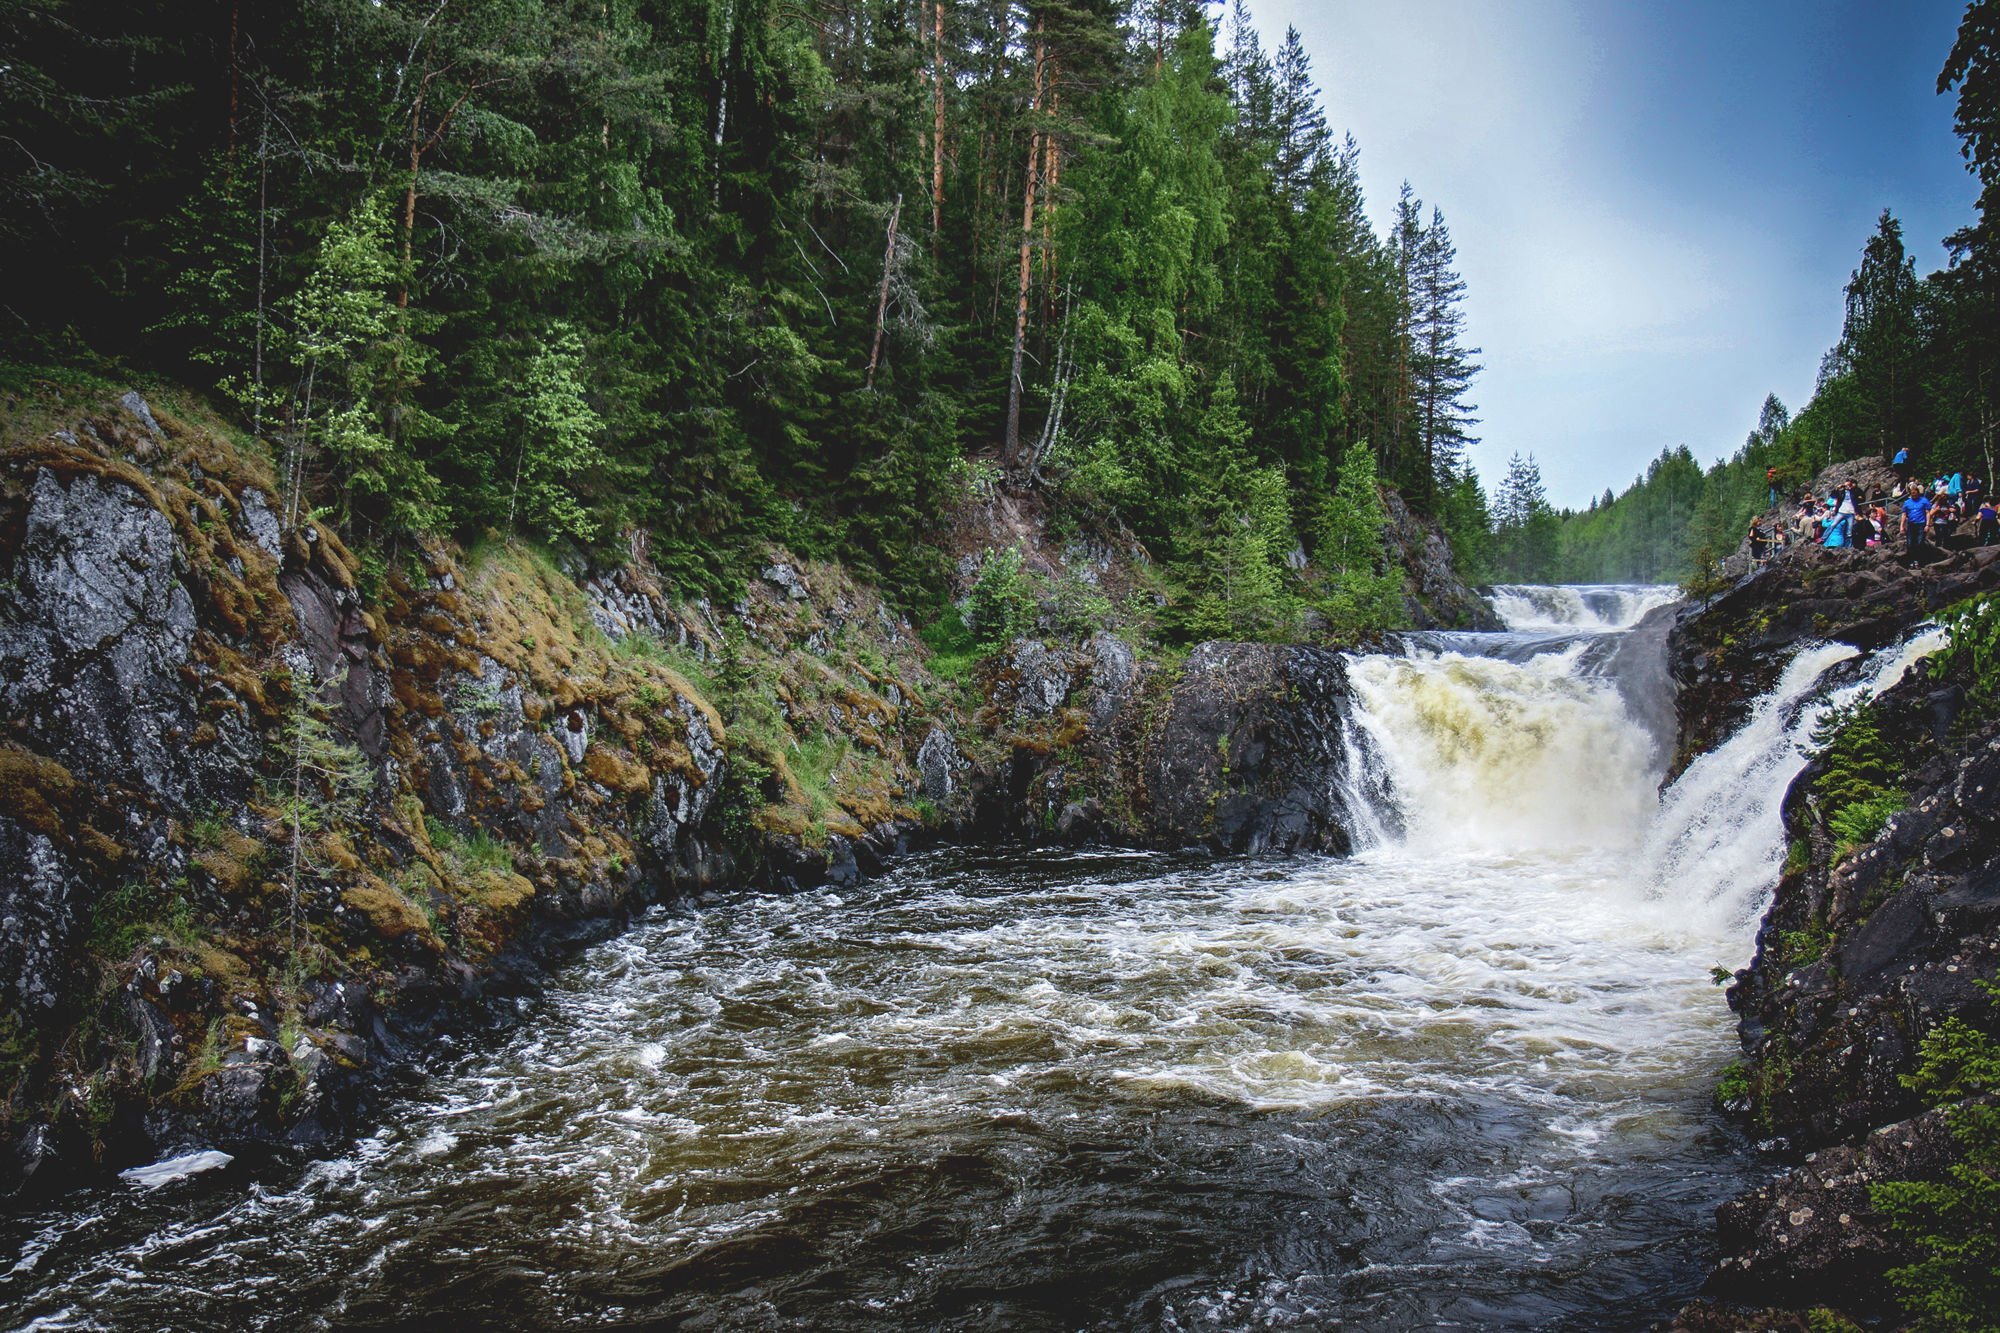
[1490,2,2000,586]
[1,0,1490,640]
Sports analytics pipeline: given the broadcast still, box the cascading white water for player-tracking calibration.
[1342,587,1946,945]
[1644,626,1946,935]
[1344,641,1661,852]
[1488,584,1682,634]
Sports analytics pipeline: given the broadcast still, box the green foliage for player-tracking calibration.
[1773,924,1832,970]
[509,324,606,545]
[918,602,982,684]
[0,0,1527,626]
[1932,594,2000,712]
[965,547,1038,650]
[1804,1309,1865,1333]
[1490,453,1563,581]
[425,817,513,875]
[1168,462,1302,642]
[282,197,448,535]
[1808,694,1906,859]
[87,877,196,958]
[1871,979,2000,1331]
[1830,791,1908,852]
[1306,444,1407,641]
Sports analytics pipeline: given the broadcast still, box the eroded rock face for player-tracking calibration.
[1381,489,1502,631]
[1144,643,1356,855]
[1002,638,1072,720]
[1669,539,2000,776]
[916,726,964,806]
[0,469,199,799]
[0,818,79,1015]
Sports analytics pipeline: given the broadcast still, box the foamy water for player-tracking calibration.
[1488,584,1681,634]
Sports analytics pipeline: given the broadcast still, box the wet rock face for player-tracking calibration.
[1668,515,2000,1321]
[1705,1103,1971,1318]
[0,469,199,798]
[1727,702,2000,1149]
[1144,643,1356,855]
[0,817,79,1015]
[915,726,964,806]
[1084,632,1136,728]
[1002,638,1072,719]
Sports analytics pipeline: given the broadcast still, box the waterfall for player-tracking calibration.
[1643,626,1946,934]
[1488,583,1682,634]
[1344,641,1661,853]
[1340,587,1944,940]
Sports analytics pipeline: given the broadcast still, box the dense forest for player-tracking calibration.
[1491,2,2000,585]
[0,0,1493,638]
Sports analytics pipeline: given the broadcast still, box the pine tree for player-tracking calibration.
[1271,27,1328,204]
[1409,205,1481,500]
[1823,210,1923,461]
[1493,452,1559,581]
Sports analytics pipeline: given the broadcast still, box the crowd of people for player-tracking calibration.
[1748,460,1999,567]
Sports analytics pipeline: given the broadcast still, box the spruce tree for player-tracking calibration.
[1409,205,1481,501]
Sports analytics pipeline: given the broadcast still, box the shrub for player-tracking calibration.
[1808,694,1905,861]
[1931,593,2000,713]
[965,546,1038,648]
[1871,979,2000,1331]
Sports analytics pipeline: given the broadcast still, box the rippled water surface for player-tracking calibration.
[6,846,1753,1331]
[21,584,1882,1330]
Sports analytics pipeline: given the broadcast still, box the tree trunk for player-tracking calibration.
[226,1,241,169]
[399,80,428,311]
[253,117,269,440]
[1001,18,1046,470]
[866,194,904,389]
[931,0,946,257]
[1039,74,1059,327]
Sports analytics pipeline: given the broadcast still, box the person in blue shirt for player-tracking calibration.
[1893,446,1912,481]
[1902,490,1933,565]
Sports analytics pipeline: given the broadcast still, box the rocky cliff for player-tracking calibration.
[1665,514,2000,1325]
[0,386,1388,1193]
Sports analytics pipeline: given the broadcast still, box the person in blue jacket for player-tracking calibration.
[1902,489,1933,565]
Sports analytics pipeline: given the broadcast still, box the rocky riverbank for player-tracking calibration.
[1665,502,2000,1327]
[0,385,1485,1195]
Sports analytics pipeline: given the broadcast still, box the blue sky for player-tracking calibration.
[1249,0,1982,508]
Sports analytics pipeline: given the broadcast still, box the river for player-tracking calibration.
[1,586,1943,1330]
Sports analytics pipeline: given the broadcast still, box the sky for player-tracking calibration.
[1248,0,1983,509]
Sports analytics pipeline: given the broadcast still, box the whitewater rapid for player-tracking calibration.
[0,585,1948,1330]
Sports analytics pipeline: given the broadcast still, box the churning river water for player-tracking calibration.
[1,587,1947,1330]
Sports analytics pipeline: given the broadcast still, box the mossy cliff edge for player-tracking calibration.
[0,386,1481,1193]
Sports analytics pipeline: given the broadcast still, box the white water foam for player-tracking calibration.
[1340,592,1945,950]
[1488,584,1681,634]
[1344,641,1660,853]
[1645,626,1946,934]
[118,1149,234,1190]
